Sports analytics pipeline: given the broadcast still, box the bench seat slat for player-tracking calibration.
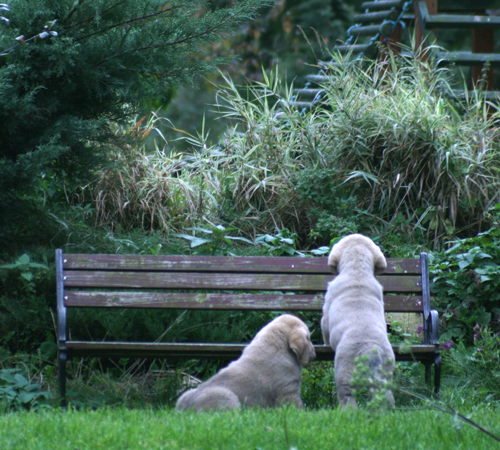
[63,254,421,274]
[63,271,422,292]
[64,341,437,362]
[65,291,424,312]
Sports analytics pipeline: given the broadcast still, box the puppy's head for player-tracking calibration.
[285,317,316,366]
[328,233,386,275]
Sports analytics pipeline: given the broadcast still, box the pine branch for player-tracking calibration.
[74,5,178,42]
[63,2,125,31]
[63,0,87,23]
[95,6,243,66]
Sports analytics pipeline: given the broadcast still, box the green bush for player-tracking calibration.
[300,362,337,409]
[441,327,500,405]
[0,368,52,412]
[0,253,56,354]
[0,0,271,250]
[430,208,500,342]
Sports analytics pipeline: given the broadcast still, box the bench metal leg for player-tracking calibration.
[433,355,441,395]
[423,357,441,396]
[425,362,431,386]
[58,351,67,408]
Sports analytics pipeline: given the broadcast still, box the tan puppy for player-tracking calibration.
[321,234,395,409]
[175,314,316,412]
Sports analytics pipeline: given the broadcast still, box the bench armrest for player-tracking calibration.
[426,309,440,346]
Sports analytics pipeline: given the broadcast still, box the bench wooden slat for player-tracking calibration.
[63,271,422,292]
[64,341,437,362]
[65,291,424,312]
[63,254,421,275]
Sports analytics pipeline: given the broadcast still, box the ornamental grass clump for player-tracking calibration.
[86,51,500,248]
[88,115,224,233]
[314,50,500,245]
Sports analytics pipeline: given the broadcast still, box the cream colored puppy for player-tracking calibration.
[176,314,316,412]
[321,234,395,409]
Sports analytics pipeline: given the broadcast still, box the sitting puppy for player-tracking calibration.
[175,314,316,412]
[321,234,395,409]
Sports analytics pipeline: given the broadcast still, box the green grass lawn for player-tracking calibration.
[1,406,499,450]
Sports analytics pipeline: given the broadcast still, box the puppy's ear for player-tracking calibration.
[372,244,387,275]
[289,328,314,365]
[327,246,341,275]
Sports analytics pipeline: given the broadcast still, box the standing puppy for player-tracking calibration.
[321,234,395,409]
[176,314,316,412]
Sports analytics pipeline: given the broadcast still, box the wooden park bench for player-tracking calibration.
[56,249,441,406]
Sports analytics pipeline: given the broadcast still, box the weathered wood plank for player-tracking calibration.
[361,1,403,11]
[425,14,500,29]
[64,254,333,273]
[63,271,332,290]
[354,10,400,24]
[63,271,422,292]
[437,51,500,67]
[65,291,424,312]
[63,254,421,275]
[64,341,437,362]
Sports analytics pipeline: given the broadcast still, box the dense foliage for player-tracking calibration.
[431,208,500,342]
[0,0,270,249]
[85,55,500,249]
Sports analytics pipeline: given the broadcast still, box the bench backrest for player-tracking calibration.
[57,251,430,331]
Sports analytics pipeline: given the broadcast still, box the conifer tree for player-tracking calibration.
[0,0,270,246]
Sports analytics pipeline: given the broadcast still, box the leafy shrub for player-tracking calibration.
[301,362,337,409]
[0,368,52,412]
[430,210,500,342]
[0,253,49,294]
[175,225,254,255]
[255,228,305,256]
[292,168,362,245]
[441,326,500,405]
[0,253,56,353]
[0,0,271,249]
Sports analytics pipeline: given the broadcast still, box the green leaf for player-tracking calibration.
[190,238,213,248]
[475,311,491,327]
[225,236,254,244]
[173,233,198,241]
[0,371,17,384]
[18,254,30,265]
[27,262,49,270]
[458,260,470,270]
[185,227,213,234]
[21,272,33,282]
[18,391,39,404]
[13,373,28,388]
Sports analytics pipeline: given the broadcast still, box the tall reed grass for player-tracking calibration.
[84,50,500,248]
